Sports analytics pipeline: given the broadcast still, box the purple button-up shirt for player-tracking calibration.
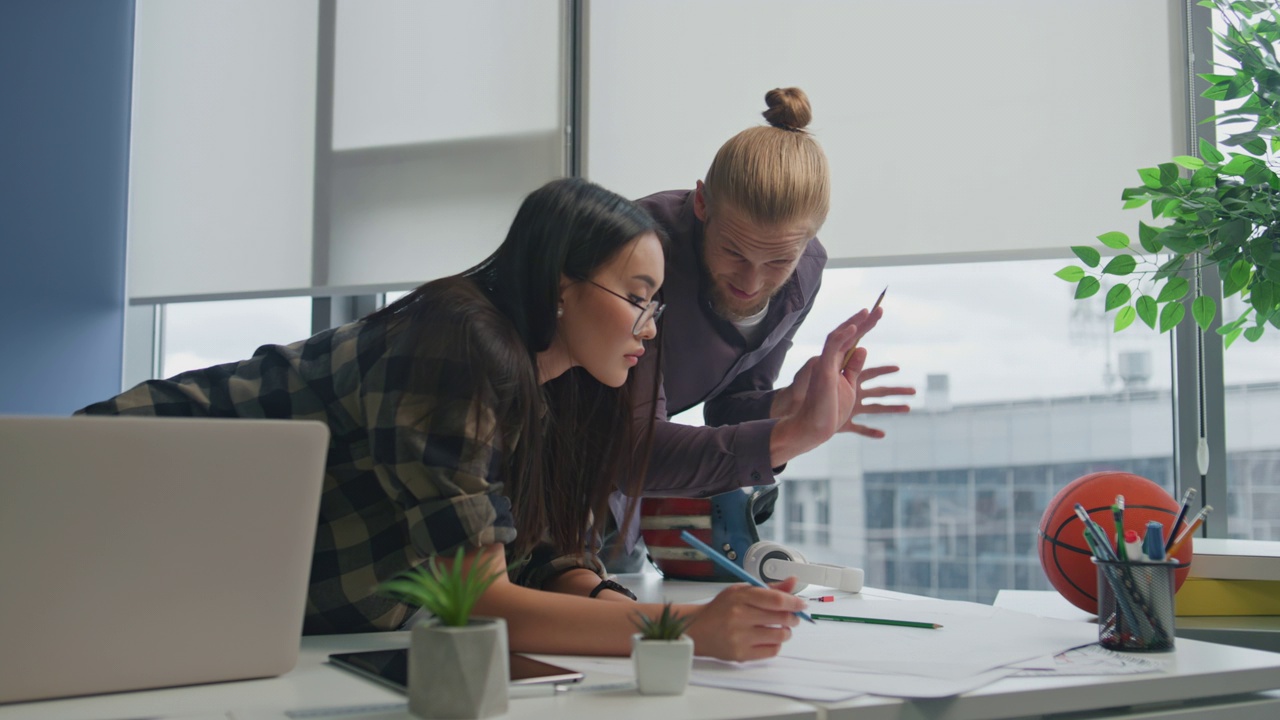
[628,189,828,500]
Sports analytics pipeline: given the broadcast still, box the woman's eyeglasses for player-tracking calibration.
[586,281,665,335]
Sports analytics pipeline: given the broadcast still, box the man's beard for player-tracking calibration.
[700,258,774,322]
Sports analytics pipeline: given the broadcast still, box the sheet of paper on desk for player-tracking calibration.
[781,598,1099,680]
[545,655,863,702]
[1009,644,1166,677]
[545,653,1023,701]
[691,656,1023,700]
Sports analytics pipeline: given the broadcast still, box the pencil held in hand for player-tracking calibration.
[842,287,887,370]
[811,613,941,629]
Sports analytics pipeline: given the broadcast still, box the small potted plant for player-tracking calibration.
[378,547,509,719]
[631,602,696,695]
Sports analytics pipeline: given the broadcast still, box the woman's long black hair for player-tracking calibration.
[366,177,663,563]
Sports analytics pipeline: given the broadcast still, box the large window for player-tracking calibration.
[1222,294,1280,541]
[1209,12,1280,541]
[773,260,1179,603]
[160,297,313,378]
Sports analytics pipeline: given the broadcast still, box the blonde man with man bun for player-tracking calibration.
[607,88,914,571]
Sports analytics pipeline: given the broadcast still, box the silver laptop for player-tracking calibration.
[0,415,329,704]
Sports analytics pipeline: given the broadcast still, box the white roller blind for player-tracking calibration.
[587,0,1183,263]
[332,0,561,150]
[128,1,318,299]
[325,0,564,287]
[127,0,564,300]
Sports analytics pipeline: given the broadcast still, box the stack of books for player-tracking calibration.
[1177,539,1280,616]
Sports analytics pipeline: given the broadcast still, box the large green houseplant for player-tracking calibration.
[1058,0,1280,346]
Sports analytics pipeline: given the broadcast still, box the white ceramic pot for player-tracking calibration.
[631,633,694,695]
[408,617,509,719]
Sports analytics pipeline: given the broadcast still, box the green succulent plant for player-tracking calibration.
[632,601,695,641]
[1058,0,1280,346]
[377,546,507,627]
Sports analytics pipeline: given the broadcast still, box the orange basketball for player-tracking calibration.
[1037,471,1193,614]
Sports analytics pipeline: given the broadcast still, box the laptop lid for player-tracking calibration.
[0,415,329,704]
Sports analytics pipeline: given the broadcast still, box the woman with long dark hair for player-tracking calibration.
[79,178,805,660]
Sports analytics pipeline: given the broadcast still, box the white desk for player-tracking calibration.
[0,629,816,720]
[5,582,1280,720]
[993,588,1280,653]
[634,577,1280,720]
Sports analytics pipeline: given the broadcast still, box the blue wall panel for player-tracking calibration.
[0,0,135,415]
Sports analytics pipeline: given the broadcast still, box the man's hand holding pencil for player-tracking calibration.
[770,287,915,444]
[767,288,913,466]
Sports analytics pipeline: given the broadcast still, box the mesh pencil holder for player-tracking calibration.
[1093,559,1184,652]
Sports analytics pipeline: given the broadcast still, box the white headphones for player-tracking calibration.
[741,541,865,594]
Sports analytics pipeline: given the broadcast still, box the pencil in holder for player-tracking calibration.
[1092,559,1181,652]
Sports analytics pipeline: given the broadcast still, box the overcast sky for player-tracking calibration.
[774,257,1280,409]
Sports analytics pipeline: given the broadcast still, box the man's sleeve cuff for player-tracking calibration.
[734,418,781,485]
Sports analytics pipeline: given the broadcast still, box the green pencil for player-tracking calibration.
[811,613,941,629]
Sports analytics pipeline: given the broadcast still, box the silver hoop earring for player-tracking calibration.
[556,307,564,318]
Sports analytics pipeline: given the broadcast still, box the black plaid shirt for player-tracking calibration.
[78,295,604,633]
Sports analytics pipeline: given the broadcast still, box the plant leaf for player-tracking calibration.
[1097,231,1130,249]
[1105,284,1133,311]
[1190,166,1218,188]
[1102,255,1137,275]
[1173,155,1206,170]
[1136,295,1158,329]
[1208,243,1242,264]
[1071,246,1101,268]
[1138,167,1167,189]
[1192,296,1218,330]
[1154,254,1187,280]
[1055,266,1086,282]
[377,546,506,627]
[1217,316,1246,335]
[1217,218,1251,247]
[1200,136,1225,162]
[1252,279,1276,315]
[1138,222,1163,253]
[1159,301,1186,333]
[1075,276,1101,299]
[1251,234,1275,264]
[1222,154,1258,175]
[1241,163,1276,186]
[1157,276,1190,303]
[1244,325,1265,342]
[1114,305,1137,332]
[1224,259,1253,297]
[1225,326,1245,348]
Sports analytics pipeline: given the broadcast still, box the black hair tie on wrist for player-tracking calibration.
[589,578,637,601]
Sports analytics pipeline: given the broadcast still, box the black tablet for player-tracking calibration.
[328,649,584,693]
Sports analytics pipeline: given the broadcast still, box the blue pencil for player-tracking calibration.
[678,530,815,624]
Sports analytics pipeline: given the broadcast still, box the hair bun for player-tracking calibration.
[762,87,812,131]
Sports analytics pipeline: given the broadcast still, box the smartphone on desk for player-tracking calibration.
[328,649,584,693]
